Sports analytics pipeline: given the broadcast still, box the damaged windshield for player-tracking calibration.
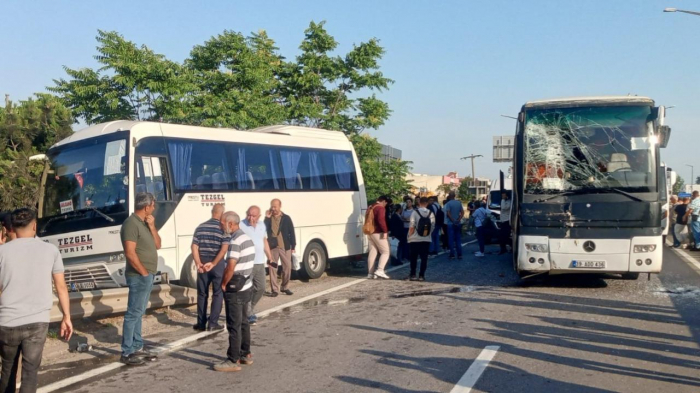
[523,105,656,194]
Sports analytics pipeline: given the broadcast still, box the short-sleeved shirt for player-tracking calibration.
[689,198,700,216]
[240,219,267,265]
[473,207,494,228]
[675,204,688,225]
[500,200,512,223]
[0,238,64,327]
[408,208,435,243]
[192,218,229,263]
[402,208,414,229]
[227,229,256,291]
[444,200,464,225]
[121,213,158,276]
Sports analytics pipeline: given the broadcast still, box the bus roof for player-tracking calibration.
[522,96,654,110]
[52,121,351,149]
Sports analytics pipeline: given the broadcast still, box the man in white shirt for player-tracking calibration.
[498,192,512,255]
[239,206,273,326]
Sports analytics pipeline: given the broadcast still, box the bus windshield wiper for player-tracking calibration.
[76,205,115,223]
[535,187,643,203]
[39,210,88,234]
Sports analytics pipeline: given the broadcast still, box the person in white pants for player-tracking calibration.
[367,196,391,279]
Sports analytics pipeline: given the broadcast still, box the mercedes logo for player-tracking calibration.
[583,241,596,252]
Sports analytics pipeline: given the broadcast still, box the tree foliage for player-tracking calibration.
[50,22,407,197]
[0,95,74,210]
[457,177,474,201]
[351,134,411,202]
[673,176,685,195]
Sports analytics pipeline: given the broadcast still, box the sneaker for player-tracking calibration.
[475,252,485,257]
[449,255,456,260]
[213,359,242,372]
[207,323,225,331]
[270,292,279,297]
[120,354,146,366]
[133,348,158,362]
[367,274,375,279]
[193,324,206,332]
[374,270,390,280]
[240,354,254,365]
[248,315,258,325]
[282,289,294,296]
[404,275,416,281]
[418,276,425,282]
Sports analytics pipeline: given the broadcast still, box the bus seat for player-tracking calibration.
[245,171,255,190]
[610,171,648,188]
[607,153,632,172]
[296,173,303,189]
[212,172,228,190]
[195,175,212,190]
[136,184,146,194]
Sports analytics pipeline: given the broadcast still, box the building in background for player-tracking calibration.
[406,171,463,197]
[380,144,402,162]
[468,177,491,198]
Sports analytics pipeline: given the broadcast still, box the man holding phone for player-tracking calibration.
[120,192,162,366]
[0,208,73,392]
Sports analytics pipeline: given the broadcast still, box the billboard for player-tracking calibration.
[493,136,514,163]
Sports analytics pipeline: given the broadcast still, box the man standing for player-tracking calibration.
[0,208,73,392]
[405,197,435,281]
[466,197,477,235]
[214,212,255,372]
[688,191,700,251]
[120,193,161,366]
[444,191,465,260]
[427,196,443,256]
[264,199,296,296]
[498,192,512,255]
[191,204,228,332]
[240,206,272,325]
[473,202,494,257]
[366,196,391,279]
[669,195,679,247]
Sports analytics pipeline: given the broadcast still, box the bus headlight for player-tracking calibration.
[109,253,126,262]
[525,243,548,253]
[633,245,656,253]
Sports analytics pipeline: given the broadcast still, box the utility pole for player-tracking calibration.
[460,154,483,194]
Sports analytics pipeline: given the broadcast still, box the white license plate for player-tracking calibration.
[572,260,606,269]
[74,281,95,290]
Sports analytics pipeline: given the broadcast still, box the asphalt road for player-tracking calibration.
[57,241,700,393]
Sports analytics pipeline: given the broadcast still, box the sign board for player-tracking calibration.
[493,136,514,163]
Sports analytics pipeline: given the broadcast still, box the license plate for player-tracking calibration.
[572,260,605,269]
[73,281,96,291]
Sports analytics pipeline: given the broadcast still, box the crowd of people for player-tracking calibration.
[668,191,700,250]
[365,190,512,281]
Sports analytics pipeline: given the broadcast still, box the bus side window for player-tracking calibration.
[135,156,169,201]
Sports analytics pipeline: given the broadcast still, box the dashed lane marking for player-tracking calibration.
[450,345,500,393]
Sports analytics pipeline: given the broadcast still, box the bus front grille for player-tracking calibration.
[64,265,119,290]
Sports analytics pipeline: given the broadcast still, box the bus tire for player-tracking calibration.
[621,272,640,280]
[300,242,327,280]
[179,256,198,289]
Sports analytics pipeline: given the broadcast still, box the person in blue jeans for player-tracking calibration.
[443,192,465,260]
[428,197,443,255]
[120,193,162,366]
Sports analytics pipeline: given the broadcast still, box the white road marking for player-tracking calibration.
[450,345,500,393]
[670,247,700,275]
[38,240,477,392]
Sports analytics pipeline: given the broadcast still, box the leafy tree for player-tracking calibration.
[695,176,700,186]
[351,134,411,202]
[673,176,685,195]
[0,95,74,210]
[457,177,474,201]
[436,184,455,197]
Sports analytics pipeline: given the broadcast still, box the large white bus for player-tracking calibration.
[37,121,368,290]
[512,96,671,279]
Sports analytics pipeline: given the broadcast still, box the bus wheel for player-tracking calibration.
[621,272,640,280]
[301,242,327,280]
[179,256,198,289]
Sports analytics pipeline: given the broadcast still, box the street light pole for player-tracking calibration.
[460,154,483,195]
[687,164,694,189]
[664,7,700,16]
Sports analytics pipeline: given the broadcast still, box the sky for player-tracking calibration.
[2,0,699,183]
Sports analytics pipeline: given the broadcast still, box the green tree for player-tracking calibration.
[0,95,74,210]
[436,184,455,197]
[673,176,685,195]
[457,177,474,201]
[351,134,411,202]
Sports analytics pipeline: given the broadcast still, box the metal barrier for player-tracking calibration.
[49,284,196,322]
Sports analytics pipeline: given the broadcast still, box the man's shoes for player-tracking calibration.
[417,276,425,282]
[132,348,158,361]
[248,315,258,325]
[475,252,485,257]
[240,354,254,365]
[404,275,416,281]
[449,255,456,260]
[120,354,146,366]
[193,324,206,332]
[374,270,390,280]
[207,323,225,331]
[367,273,375,279]
[270,292,279,297]
[213,359,242,372]
[282,289,294,296]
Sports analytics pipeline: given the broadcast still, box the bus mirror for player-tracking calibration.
[658,125,671,148]
[123,176,129,186]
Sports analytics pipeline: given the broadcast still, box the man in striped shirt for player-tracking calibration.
[214,211,256,372]
[191,204,229,331]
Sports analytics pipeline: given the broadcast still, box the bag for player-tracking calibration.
[416,210,433,237]
[363,205,376,235]
[225,274,247,293]
[292,253,301,271]
[435,206,445,227]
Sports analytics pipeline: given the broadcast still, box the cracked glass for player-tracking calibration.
[523,105,656,194]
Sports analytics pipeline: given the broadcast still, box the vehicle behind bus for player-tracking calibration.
[37,121,368,291]
[512,96,671,279]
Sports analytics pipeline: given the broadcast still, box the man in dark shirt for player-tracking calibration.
[674,197,690,248]
[367,196,390,279]
[192,204,229,331]
[264,199,296,297]
[120,192,161,366]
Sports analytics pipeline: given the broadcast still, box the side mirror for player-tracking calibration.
[658,125,671,148]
